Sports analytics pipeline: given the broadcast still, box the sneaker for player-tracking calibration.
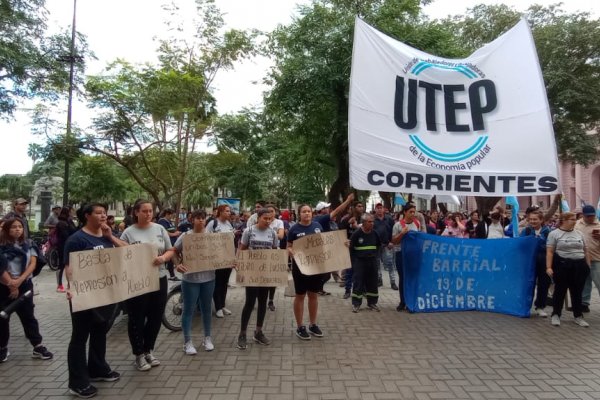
[268,301,276,311]
[535,308,548,318]
[582,305,591,313]
[343,291,351,300]
[222,307,232,315]
[237,334,247,350]
[308,324,323,337]
[135,354,151,371]
[90,371,120,382]
[69,384,98,398]
[144,351,160,367]
[317,290,331,296]
[203,336,214,351]
[57,284,65,293]
[396,303,407,312]
[377,279,383,287]
[296,326,311,340]
[215,309,224,318]
[32,345,53,360]
[368,304,381,312]
[169,276,181,281]
[391,283,398,291]
[253,330,272,345]
[574,317,590,327]
[0,347,8,363]
[551,314,560,326]
[352,304,360,313]
[183,341,197,355]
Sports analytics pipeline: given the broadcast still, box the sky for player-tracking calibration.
[0,0,597,176]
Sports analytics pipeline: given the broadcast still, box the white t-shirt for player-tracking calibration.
[121,223,171,278]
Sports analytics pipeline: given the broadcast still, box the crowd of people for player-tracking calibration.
[0,194,599,398]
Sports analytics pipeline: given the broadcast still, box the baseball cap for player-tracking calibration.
[375,203,383,208]
[582,205,596,216]
[14,198,28,205]
[52,205,61,210]
[315,201,331,212]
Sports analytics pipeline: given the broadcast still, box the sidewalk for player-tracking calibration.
[2,268,600,399]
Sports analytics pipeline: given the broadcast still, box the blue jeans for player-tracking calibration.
[181,279,215,342]
[582,260,600,306]
[377,246,396,285]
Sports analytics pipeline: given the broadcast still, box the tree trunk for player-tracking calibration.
[327,83,350,209]
[378,191,393,210]
[431,195,437,212]
[475,196,502,216]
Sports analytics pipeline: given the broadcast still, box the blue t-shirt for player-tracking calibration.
[313,214,332,233]
[287,221,324,243]
[64,230,115,265]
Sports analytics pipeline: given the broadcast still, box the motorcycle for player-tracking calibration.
[162,281,183,331]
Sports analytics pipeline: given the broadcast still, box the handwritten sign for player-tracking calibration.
[236,249,289,287]
[69,243,159,312]
[292,230,351,276]
[182,232,236,272]
[402,232,537,317]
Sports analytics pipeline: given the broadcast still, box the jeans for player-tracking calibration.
[0,279,43,348]
[181,279,215,342]
[67,307,112,389]
[395,251,405,306]
[582,260,600,306]
[125,276,168,355]
[240,287,269,332]
[377,246,396,285]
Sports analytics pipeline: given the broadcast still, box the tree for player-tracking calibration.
[0,0,90,118]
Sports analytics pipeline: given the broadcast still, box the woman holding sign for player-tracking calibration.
[164,210,216,355]
[287,204,325,340]
[63,203,129,398]
[236,208,279,350]
[120,200,175,372]
[207,204,235,319]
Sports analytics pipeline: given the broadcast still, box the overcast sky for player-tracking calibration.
[1,0,597,175]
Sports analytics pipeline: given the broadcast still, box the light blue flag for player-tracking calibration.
[395,193,406,206]
[561,194,570,212]
[596,197,600,219]
[505,196,519,238]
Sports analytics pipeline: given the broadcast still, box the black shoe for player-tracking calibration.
[90,371,120,382]
[296,326,311,340]
[32,345,53,360]
[368,304,381,312]
[377,280,383,287]
[253,330,272,345]
[582,305,591,313]
[308,324,323,337]
[343,291,351,299]
[391,283,398,291]
[69,385,98,398]
[396,303,406,312]
[237,335,247,350]
[268,301,276,311]
[352,304,360,313]
[0,347,8,363]
[317,290,331,296]
[169,276,181,281]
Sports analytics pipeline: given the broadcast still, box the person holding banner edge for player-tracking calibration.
[164,210,217,355]
[546,212,591,327]
[391,204,420,312]
[120,200,176,372]
[64,203,130,398]
[287,204,326,340]
[236,208,280,349]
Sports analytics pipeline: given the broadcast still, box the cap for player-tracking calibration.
[52,205,61,210]
[582,205,596,216]
[280,210,290,221]
[375,203,383,208]
[14,198,28,205]
[315,201,331,212]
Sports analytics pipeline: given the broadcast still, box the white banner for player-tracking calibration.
[348,18,559,196]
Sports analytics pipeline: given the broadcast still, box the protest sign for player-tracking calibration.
[69,243,158,312]
[292,230,351,275]
[182,232,236,272]
[236,249,289,287]
[401,232,537,317]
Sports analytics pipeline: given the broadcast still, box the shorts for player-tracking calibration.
[291,262,326,295]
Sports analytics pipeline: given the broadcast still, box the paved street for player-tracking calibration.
[2,268,600,400]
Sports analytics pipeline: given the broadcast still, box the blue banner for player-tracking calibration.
[402,232,537,317]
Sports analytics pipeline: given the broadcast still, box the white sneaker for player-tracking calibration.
[222,307,232,316]
[183,341,197,355]
[144,351,160,367]
[535,308,548,318]
[203,336,214,351]
[215,309,224,318]
[574,317,590,327]
[551,315,560,326]
[135,354,151,371]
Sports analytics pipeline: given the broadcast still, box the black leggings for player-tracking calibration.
[268,287,275,301]
[240,287,269,332]
[213,268,232,310]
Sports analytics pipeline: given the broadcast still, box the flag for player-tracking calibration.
[561,194,570,212]
[394,193,407,206]
[505,196,519,238]
[596,197,600,219]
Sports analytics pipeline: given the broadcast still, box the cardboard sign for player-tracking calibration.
[236,249,289,287]
[69,243,159,312]
[292,230,351,275]
[181,232,236,272]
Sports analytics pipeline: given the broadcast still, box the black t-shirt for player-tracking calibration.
[64,230,115,266]
[350,228,381,258]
